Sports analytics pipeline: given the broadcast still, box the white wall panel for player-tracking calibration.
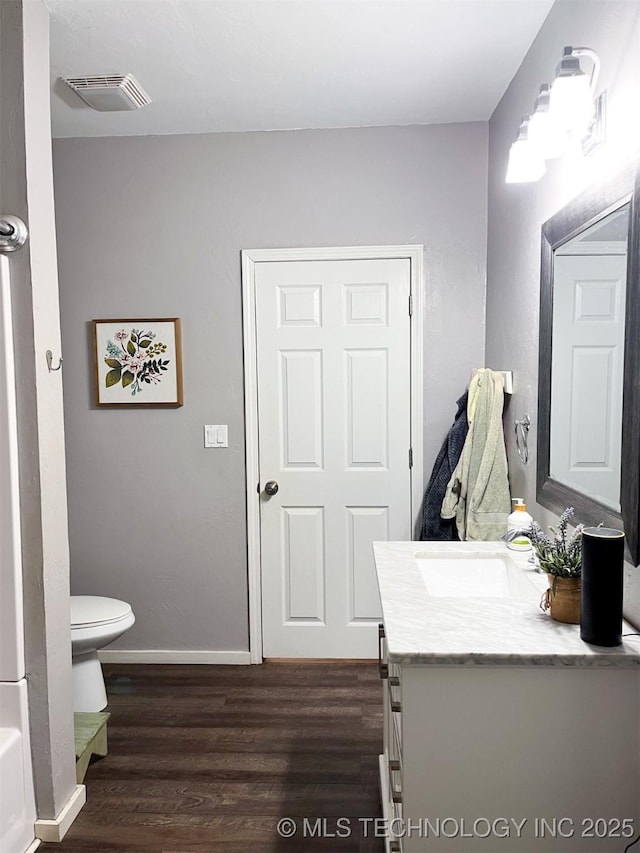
[278,285,322,327]
[346,349,388,469]
[346,507,387,622]
[280,350,324,468]
[570,347,614,468]
[575,279,619,322]
[344,283,388,325]
[282,507,325,623]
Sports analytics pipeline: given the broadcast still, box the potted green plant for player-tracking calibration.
[528,507,583,624]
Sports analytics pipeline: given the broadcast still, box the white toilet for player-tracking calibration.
[70,596,135,712]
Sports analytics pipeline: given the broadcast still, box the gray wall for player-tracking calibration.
[1,0,76,820]
[486,0,640,626]
[53,122,488,652]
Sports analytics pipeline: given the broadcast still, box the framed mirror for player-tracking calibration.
[537,160,640,565]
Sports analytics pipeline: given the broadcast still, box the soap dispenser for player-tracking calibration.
[506,499,533,551]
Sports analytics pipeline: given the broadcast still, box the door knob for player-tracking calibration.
[264,480,279,496]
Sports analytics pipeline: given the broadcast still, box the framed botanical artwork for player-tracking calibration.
[92,318,183,407]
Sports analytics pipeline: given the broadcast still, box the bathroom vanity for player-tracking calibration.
[374,542,640,853]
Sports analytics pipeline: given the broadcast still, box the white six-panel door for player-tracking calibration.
[550,254,627,511]
[254,258,412,658]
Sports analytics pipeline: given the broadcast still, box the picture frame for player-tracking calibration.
[92,318,183,408]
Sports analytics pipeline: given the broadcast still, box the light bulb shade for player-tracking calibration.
[505,137,546,183]
[527,108,568,159]
[549,73,595,137]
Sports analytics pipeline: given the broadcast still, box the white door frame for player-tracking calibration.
[241,245,424,663]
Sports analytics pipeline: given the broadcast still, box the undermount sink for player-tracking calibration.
[415,551,536,599]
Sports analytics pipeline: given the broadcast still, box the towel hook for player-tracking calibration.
[515,414,531,465]
[46,350,63,372]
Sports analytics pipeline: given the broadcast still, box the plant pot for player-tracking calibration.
[543,575,581,624]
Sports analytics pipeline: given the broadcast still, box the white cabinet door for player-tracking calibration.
[255,259,412,657]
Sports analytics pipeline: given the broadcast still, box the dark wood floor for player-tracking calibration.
[42,662,385,853]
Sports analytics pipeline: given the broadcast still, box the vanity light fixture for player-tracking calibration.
[505,46,603,184]
[549,46,600,138]
[505,118,546,184]
[527,84,567,159]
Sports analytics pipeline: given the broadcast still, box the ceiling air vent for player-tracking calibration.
[62,74,151,111]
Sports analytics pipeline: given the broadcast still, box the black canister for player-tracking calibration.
[580,527,625,646]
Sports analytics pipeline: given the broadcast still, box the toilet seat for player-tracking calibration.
[71,595,133,630]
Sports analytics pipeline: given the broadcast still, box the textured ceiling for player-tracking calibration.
[45,0,555,139]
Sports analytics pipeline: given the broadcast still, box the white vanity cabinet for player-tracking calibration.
[375,542,640,853]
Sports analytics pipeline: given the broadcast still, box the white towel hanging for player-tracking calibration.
[471,368,513,394]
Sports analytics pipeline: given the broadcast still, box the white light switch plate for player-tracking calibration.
[204,424,228,448]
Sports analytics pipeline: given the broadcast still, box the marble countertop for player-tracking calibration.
[374,541,640,667]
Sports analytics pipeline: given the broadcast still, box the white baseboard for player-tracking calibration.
[98,649,252,665]
[25,840,40,853]
[35,784,86,843]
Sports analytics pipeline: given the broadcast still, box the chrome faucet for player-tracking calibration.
[502,528,538,567]
[502,528,530,543]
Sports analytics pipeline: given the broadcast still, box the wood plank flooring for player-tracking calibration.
[41,662,385,853]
